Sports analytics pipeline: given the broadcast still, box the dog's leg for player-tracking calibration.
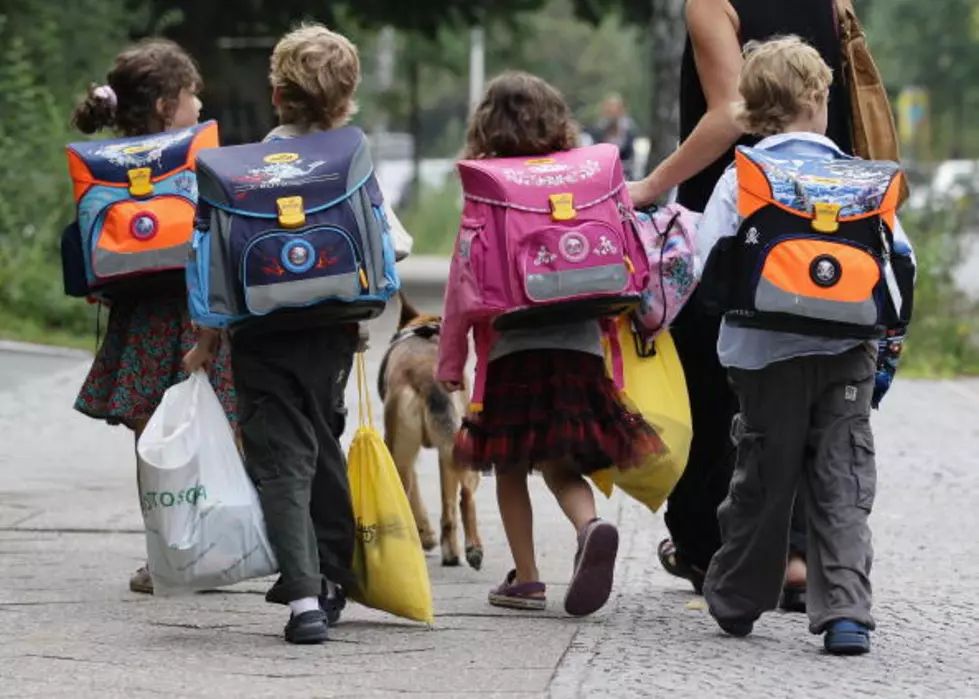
[459,469,484,570]
[385,398,437,552]
[437,445,463,567]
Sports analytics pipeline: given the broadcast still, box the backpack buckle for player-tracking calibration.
[549,193,576,221]
[127,168,153,197]
[277,196,306,228]
[812,202,842,233]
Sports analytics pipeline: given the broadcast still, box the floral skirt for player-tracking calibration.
[74,292,236,431]
[453,350,663,475]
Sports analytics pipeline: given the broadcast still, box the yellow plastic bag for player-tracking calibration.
[347,353,435,624]
[590,318,693,513]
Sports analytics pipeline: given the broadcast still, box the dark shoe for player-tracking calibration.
[320,586,347,625]
[284,610,330,645]
[779,585,807,613]
[564,519,619,617]
[824,620,871,655]
[716,617,755,638]
[129,565,154,595]
[657,538,706,594]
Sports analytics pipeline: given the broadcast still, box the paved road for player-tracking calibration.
[1,292,978,697]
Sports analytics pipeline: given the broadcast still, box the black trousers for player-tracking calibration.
[231,325,357,604]
[665,295,807,572]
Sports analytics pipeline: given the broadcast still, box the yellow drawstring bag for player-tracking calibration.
[347,353,434,624]
[589,318,692,512]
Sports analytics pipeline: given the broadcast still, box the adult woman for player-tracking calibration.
[629,0,854,611]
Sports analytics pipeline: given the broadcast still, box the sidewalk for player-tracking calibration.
[2,283,979,697]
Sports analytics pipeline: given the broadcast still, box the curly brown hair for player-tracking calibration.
[464,71,577,159]
[71,38,201,138]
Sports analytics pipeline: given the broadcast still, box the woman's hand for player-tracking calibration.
[182,328,221,375]
[628,178,660,210]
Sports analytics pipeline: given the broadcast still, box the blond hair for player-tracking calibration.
[735,35,832,137]
[270,22,361,130]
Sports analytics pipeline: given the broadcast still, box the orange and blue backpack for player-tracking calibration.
[62,121,219,300]
[700,145,914,340]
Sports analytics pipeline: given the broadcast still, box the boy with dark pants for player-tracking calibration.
[184,23,376,645]
[695,36,915,655]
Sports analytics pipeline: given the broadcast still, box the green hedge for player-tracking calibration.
[0,2,135,341]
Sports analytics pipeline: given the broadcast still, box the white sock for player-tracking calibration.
[289,596,320,616]
[325,580,338,600]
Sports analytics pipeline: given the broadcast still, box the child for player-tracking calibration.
[184,23,386,645]
[436,72,664,617]
[696,36,915,654]
[71,39,236,595]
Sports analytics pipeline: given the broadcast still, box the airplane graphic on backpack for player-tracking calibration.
[62,121,219,299]
[453,143,651,330]
[187,126,400,328]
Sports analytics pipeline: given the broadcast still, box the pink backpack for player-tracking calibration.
[631,204,701,344]
[455,144,650,330]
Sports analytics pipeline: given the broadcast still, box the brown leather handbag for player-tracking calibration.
[835,0,909,204]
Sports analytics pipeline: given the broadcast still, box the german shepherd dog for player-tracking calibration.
[377,292,483,569]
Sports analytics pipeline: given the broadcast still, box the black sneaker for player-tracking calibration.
[320,586,347,625]
[284,609,329,645]
[716,616,755,638]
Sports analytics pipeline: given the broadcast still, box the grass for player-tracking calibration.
[0,309,94,352]
[396,177,463,255]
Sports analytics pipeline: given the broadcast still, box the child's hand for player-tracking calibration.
[871,331,905,410]
[182,329,221,375]
[440,380,463,393]
[356,322,370,353]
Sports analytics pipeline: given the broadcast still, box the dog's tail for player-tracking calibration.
[425,383,463,446]
[398,291,421,328]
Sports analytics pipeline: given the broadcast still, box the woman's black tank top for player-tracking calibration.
[676,0,852,212]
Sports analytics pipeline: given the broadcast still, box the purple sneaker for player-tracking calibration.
[564,519,619,616]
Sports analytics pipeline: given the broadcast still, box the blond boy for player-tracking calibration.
[695,36,915,655]
[186,23,410,644]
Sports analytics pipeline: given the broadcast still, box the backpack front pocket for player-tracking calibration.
[517,221,632,303]
[753,237,881,326]
[241,226,367,316]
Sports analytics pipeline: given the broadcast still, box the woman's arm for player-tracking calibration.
[629,0,745,208]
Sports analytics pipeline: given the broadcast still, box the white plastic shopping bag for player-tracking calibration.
[136,371,277,596]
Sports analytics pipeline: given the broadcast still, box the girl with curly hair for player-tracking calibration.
[71,39,236,595]
[437,71,663,617]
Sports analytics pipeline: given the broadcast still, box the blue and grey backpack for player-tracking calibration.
[187,126,400,328]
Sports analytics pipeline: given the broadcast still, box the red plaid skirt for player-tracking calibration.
[453,350,663,475]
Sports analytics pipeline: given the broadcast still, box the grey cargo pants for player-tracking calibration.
[703,344,878,634]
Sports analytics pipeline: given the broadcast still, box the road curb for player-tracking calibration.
[397,255,450,297]
[0,340,92,360]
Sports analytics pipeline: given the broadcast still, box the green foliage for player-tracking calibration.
[355,0,649,157]
[867,0,979,159]
[901,204,979,376]
[0,0,136,340]
[397,178,464,255]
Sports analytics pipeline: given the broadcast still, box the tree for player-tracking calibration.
[868,0,979,159]
[572,0,686,177]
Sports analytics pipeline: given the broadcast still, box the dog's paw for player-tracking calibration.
[420,531,438,552]
[465,545,484,571]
